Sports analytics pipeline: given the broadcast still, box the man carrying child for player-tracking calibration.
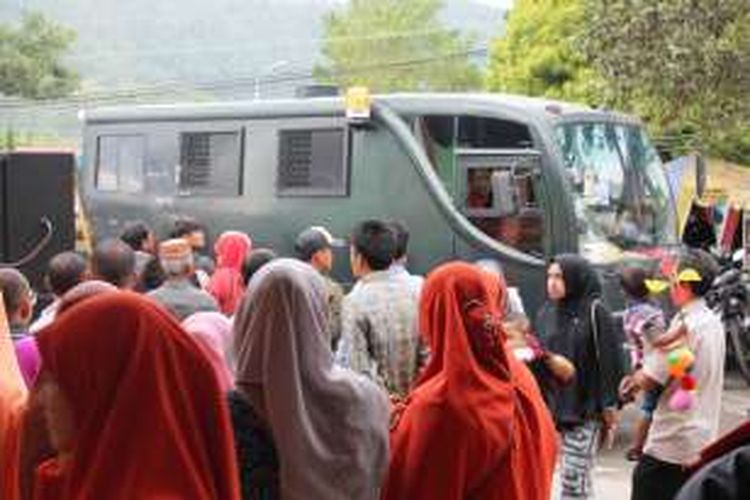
[621,249,725,500]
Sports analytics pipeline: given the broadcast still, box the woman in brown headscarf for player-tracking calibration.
[230,259,389,500]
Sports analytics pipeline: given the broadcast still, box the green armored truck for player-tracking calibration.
[80,93,677,314]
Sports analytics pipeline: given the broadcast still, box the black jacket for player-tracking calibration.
[676,446,750,500]
[534,254,625,427]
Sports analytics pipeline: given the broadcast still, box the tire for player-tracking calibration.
[726,316,750,385]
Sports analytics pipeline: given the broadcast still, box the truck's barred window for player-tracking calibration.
[277,128,348,197]
[96,135,145,193]
[179,131,241,196]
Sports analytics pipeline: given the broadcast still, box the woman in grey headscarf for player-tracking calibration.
[229,259,389,500]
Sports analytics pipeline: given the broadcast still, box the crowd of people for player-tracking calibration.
[0,214,747,500]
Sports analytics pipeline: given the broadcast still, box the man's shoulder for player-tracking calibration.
[189,286,219,306]
[323,275,344,295]
[350,273,417,301]
[686,302,723,335]
[146,286,167,299]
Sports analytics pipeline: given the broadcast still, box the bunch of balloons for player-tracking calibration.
[666,344,697,411]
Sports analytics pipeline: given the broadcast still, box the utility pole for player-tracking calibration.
[253,60,290,100]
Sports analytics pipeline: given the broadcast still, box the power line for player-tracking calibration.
[63,28,464,62]
[0,45,488,112]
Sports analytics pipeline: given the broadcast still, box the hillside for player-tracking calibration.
[1,0,504,96]
[0,0,505,141]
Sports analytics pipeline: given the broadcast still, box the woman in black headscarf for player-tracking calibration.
[535,254,625,499]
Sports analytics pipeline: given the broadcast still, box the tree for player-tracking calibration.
[486,0,604,104]
[0,12,79,99]
[315,0,481,92]
[581,0,750,164]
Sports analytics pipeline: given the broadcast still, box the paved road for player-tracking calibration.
[589,371,750,500]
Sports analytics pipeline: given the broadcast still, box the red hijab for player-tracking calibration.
[33,293,240,500]
[689,420,750,473]
[208,231,252,315]
[382,262,557,500]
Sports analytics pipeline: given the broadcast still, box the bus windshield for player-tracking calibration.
[556,122,676,257]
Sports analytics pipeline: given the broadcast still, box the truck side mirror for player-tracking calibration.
[491,170,518,217]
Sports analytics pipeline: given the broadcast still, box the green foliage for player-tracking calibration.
[486,0,605,103]
[580,0,750,164]
[2,127,16,151]
[486,0,750,164]
[0,12,79,99]
[315,0,481,92]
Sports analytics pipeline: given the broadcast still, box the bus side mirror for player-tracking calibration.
[491,170,518,217]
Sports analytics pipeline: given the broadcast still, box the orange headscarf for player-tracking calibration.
[33,293,240,500]
[0,292,28,500]
[382,262,557,500]
[208,231,252,315]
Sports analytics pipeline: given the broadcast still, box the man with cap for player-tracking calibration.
[294,225,345,350]
[147,239,219,321]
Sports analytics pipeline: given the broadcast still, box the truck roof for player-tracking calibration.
[81,92,640,126]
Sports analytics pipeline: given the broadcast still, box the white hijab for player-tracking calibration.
[233,259,389,500]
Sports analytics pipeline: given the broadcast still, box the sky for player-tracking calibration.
[471,0,514,8]
[323,0,513,8]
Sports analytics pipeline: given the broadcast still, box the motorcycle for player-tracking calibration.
[707,250,750,385]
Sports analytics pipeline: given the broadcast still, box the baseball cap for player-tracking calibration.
[294,226,346,261]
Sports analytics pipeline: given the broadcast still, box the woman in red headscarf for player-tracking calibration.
[208,231,252,315]
[382,262,558,500]
[31,293,240,500]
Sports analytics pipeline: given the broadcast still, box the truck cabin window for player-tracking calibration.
[277,128,348,197]
[179,131,241,196]
[463,161,544,256]
[416,115,542,256]
[96,135,145,193]
[416,115,535,194]
[556,122,675,252]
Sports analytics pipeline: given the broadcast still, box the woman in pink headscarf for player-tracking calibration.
[207,231,252,315]
[182,312,234,392]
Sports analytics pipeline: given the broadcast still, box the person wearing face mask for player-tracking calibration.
[382,262,558,500]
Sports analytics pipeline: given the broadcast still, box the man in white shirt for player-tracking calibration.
[387,220,424,295]
[623,250,725,500]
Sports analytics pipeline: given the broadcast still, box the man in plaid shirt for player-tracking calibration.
[335,219,425,397]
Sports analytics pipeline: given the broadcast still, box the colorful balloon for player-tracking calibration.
[668,388,695,411]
